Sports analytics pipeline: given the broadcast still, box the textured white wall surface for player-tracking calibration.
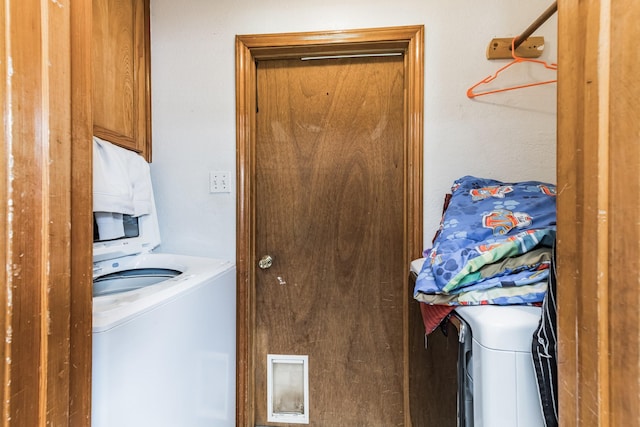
[149,0,557,259]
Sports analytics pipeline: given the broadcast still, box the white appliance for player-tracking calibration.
[410,258,543,426]
[92,200,236,427]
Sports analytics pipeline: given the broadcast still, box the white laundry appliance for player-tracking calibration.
[409,258,544,427]
[92,141,235,427]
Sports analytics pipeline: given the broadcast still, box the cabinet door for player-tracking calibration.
[93,0,151,161]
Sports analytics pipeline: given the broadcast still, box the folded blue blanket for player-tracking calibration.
[415,176,556,305]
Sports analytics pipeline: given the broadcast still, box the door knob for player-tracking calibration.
[258,255,273,270]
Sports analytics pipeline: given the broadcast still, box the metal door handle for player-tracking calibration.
[258,255,273,270]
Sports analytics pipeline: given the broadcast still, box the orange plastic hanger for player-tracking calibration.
[466,37,557,98]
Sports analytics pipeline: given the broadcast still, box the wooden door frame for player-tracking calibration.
[1,1,93,425]
[556,1,640,425]
[235,25,424,426]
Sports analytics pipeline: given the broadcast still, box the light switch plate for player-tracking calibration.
[209,171,231,193]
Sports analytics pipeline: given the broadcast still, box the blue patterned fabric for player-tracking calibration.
[414,176,556,305]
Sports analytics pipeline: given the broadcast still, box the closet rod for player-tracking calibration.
[513,1,558,50]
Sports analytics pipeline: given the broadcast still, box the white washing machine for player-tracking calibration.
[410,258,544,426]
[92,206,236,427]
[455,305,544,427]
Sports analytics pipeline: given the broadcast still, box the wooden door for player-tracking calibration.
[253,56,405,426]
[236,26,424,427]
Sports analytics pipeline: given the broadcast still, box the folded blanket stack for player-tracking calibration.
[414,175,556,310]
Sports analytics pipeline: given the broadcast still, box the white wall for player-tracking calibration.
[149,0,557,260]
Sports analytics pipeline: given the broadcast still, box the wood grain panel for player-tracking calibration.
[1,0,92,425]
[408,282,458,427]
[255,56,405,426]
[93,0,135,136]
[70,0,94,425]
[0,0,7,421]
[557,0,640,425]
[556,2,583,424]
[44,1,73,423]
[8,2,47,422]
[608,0,640,425]
[93,0,151,160]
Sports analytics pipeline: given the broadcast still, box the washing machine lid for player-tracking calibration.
[92,254,235,332]
[93,204,161,263]
[455,305,542,352]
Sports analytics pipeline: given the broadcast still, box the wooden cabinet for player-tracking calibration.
[92,0,152,161]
